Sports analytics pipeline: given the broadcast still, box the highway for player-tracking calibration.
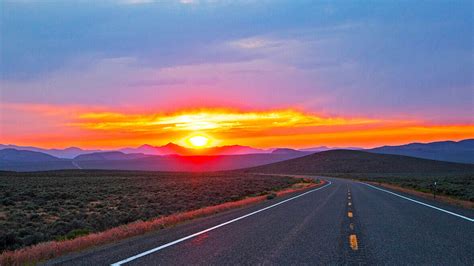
[46,177,474,265]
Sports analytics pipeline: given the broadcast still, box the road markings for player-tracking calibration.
[362,183,474,222]
[349,234,358,250]
[110,181,333,266]
[346,187,358,252]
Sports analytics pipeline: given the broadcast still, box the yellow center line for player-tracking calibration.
[349,234,358,250]
[348,211,353,218]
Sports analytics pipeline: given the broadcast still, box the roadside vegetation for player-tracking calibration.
[327,173,474,203]
[0,170,305,253]
[250,150,474,205]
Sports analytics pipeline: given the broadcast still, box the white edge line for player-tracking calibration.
[362,182,474,222]
[111,181,332,266]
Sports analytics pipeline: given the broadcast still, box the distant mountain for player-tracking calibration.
[0,149,76,171]
[299,146,361,152]
[0,148,60,162]
[298,146,332,152]
[120,143,269,156]
[249,150,474,174]
[0,148,307,172]
[271,148,310,155]
[3,139,473,172]
[368,139,474,164]
[206,145,270,155]
[72,153,306,172]
[0,144,101,159]
[74,151,150,161]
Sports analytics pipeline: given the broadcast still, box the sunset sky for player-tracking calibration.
[1,0,473,149]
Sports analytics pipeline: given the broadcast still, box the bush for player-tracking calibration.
[57,229,91,241]
[266,193,277,200]
[0,170,299,252]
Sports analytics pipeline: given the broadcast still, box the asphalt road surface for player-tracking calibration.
[46,177,474,265]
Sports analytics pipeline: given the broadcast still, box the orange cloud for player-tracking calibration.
[73,109,379,132]
[1,104,473,149]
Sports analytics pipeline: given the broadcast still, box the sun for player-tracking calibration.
[187,135,210,148]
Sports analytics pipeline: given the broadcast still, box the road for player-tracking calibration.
[46,177,474,265]
[72,161,82,169]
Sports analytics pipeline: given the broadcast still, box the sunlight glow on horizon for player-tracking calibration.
[74,109,381,132]
[1,104,473,149]
[186,135,211,148]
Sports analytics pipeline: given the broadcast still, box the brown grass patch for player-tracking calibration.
[366,181,474,209]
[0,180,324,266]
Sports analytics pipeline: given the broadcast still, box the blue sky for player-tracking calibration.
[0,0,473,148]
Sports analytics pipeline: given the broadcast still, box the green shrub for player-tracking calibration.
[0,170,299,252]
[57,229,91,241]
[266,193,277,200]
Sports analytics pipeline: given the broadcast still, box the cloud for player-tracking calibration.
[229,37,282,49]
[73,109,379,132]
[3,103,473,148]
[119,0,155,4]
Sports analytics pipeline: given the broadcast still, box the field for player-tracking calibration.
[328,173,474,202]
[250,150,474,202]
[0,170,301,252]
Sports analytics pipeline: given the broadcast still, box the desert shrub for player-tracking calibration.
[266,193,277,200]
[57,229,91,241]
[0,171,302,252]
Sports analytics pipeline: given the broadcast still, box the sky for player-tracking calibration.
[0,0,473,149]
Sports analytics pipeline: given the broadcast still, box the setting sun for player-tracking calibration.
[187,135,210,148]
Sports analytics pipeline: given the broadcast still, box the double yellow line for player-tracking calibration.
[347,188,358,251]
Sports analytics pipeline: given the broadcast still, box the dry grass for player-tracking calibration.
[366,181,474,209]
[0,180,324,265]
[0,171,300,252]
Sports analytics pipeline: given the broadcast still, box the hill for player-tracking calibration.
[3,139,472,162]
[0,148,61,162]
[271,148,310,155]
[0,149,76,171]
[0,145,101,159]
[0,149,307,172]
[249,150,474,174]
[73,153,306,172]
[368,139,474,164]
[74,151,150,161]
[120,143,269,156]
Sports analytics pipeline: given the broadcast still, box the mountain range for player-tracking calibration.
[0,148,307,172]
[0,142,359,158]
[0,144,101,159]
[119,143,270,156]
[368,139,474,164]
[0,139,472,172]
